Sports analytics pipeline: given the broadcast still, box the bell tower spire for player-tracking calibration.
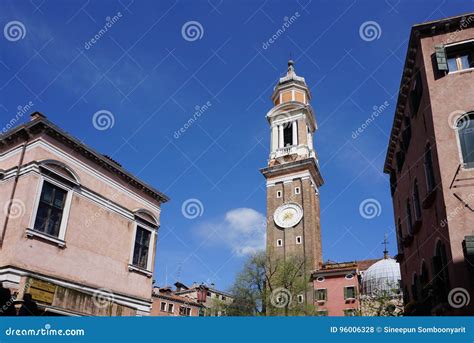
[268,60,319,165]
[261,61,324,305]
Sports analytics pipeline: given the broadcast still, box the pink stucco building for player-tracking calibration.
[311,259,379,316]
[151,287,203,317]
[384,13,474,315]
[0,112,168,316]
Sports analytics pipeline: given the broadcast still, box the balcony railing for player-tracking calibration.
[275,145,297,157]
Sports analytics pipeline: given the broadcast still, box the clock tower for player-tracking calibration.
[261,60,324,303]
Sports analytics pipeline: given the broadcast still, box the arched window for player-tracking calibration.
[403,286,410,305]
[283,124,292,146]
[456,112,474,168]
[420,262,429,299]
[411,273,419,301]
[432,241,450,301]
[406,199,413,236]
[130,209,158,274]
[39,159,81,185]
[424,143,436,192]
[412,179,422,221]
[397,218,404,253]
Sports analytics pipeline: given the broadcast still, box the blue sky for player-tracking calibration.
[1,0,472,291]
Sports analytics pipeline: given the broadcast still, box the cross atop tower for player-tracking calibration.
[382,234,389,259]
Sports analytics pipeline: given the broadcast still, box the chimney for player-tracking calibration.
[30,112,46,121]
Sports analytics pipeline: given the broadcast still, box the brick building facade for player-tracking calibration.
[261,61,324,305]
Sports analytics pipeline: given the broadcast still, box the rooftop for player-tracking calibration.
[0,112,169,203]
[384,12,474,172]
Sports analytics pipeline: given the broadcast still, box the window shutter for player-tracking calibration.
[343,287,347,299]
[435,44,448,71]
[464,236,474,270]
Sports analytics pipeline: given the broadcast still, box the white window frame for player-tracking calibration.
[276,239,283,247]
[445,39,474,74]
[27,176,74,247]
[276,190,282,198]
[128,222,156,276]
[168,303,174,313]
[344,285,357,300]
[454,112,474,170]
[297,294,304,303]
[160,302,167,312]
[315,288,327,302]
[180,306,191,316]
[296,236,302,244]
[294,187,300,194]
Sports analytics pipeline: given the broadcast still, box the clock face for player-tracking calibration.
[274,203,303,229]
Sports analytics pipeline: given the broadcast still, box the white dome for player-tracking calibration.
[361,258,401,296]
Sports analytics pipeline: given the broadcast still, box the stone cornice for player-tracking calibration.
[383,12,474,174]
[0,112,169,203]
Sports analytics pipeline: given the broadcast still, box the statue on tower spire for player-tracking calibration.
[287,59,295,76]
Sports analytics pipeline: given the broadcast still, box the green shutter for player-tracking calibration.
[343,287,348,299]
[324,289,327,301]
[435,44,448,71]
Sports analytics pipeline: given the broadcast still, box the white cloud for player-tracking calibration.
[197,208,266,256]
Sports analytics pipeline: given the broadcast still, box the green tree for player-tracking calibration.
[226,252,317,316]
[225,251,267,316]
[265,255,316,316]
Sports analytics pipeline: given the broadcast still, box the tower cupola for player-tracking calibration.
[272,60,311,106]
[266,61,318,164]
